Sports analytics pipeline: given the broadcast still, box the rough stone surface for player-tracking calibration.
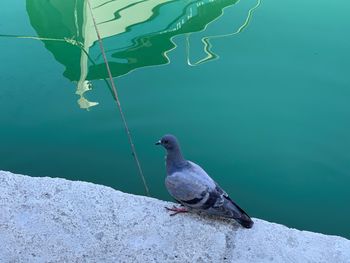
[0,170,349,263]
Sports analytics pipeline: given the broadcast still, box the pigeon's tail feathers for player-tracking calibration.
[225,196,254,228]
[236,213,254,228]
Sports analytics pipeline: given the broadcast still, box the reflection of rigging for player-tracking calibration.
[186,0,262,66]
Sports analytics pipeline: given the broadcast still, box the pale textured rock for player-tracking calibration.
[0,170,349,263]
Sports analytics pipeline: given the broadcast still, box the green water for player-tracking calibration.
[1,0,349,238]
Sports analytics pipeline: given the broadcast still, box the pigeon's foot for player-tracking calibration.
[165,205,189,216]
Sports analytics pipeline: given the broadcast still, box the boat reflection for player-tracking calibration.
[26,0,253,108]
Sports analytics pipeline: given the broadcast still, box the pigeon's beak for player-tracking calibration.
[155,140,161,146]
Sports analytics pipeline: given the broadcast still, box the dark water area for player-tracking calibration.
[0,0,349,238]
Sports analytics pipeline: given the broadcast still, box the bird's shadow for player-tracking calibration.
[165,206,241,231]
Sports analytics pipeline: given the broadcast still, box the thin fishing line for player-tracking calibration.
[186,0,262,66]
[0,34,68,42]
[86,0,150,196]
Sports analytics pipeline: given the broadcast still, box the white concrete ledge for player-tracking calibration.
[0,170,349,263]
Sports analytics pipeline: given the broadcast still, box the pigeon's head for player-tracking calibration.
[155,134,179,150]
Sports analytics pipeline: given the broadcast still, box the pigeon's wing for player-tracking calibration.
[205,183,254,228]
[165,162,216,209]
[198,183,242,218]
[214,182,250,216]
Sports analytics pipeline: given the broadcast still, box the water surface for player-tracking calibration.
[0,0,349,238]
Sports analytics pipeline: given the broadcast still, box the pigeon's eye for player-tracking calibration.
[164,140,169,144]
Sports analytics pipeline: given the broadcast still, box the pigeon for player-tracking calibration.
[156,134,253,228]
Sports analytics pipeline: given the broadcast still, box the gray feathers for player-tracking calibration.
[157,134,254,228]
[165,161,216,208]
